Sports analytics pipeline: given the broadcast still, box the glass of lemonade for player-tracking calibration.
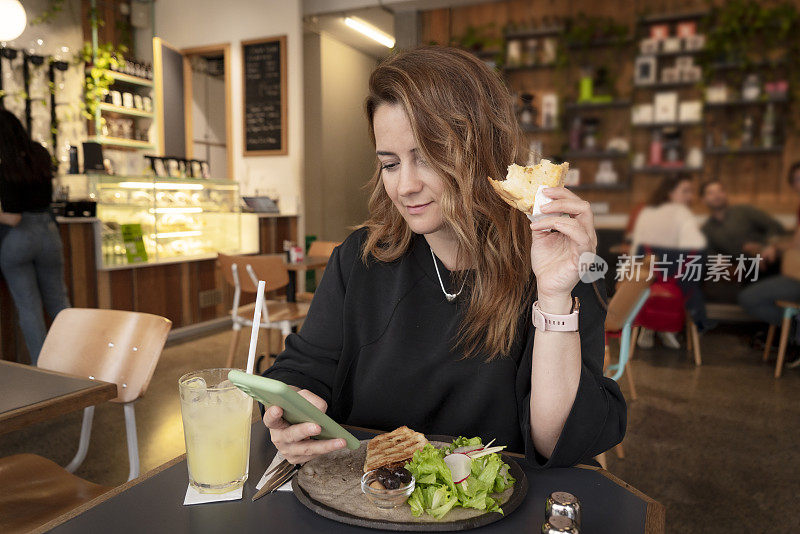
[179,368,253,493]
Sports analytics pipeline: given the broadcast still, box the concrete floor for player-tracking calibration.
[1,324,799,532]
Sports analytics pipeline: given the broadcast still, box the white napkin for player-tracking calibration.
[255,451,293,492]
[183,484,243,505]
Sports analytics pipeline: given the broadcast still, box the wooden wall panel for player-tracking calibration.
[420,0,800,216]
[133,264,184,327]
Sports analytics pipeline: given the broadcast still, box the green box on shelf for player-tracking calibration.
[121,224,149,264]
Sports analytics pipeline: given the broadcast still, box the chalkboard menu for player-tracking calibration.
[242,35,287,156]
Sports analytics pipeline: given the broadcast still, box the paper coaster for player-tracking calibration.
[183,484,243,505]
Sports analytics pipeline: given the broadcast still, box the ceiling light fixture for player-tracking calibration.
[0,0,26,41]
[344,16,394,48]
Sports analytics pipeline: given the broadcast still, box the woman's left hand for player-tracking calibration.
[529,187,597,307]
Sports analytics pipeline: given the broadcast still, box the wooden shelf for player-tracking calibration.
[107,70,154,88]
[708,59,787,71]
[639,11,708,25]
[567,182,629,191]
[633,121,702,129]
[563,150,629,159]
[641,49,704,59]
[521,124,558,133]
[567,37,633,49]
[504,64,557,72]
[705,146,783,155]
[564,100,631,111]
[632,166,703,174]
[634,81,701,90]
[93,136,154,150]
[98,103,154,119]
[705,98,789,108]
[505,27,563,40]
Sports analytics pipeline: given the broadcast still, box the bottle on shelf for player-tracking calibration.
[761,103,776,148]
[569,117,582,151]
[741,115,754,147]
[649,130,662,166]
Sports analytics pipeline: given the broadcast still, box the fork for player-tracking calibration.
[252,460,300,501]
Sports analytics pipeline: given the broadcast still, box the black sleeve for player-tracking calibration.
[743,205,785,240]
[262,231,360,404]
[516,278,627,468]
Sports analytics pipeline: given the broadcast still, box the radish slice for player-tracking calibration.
[443,453,472,484]
[453,445,483,454]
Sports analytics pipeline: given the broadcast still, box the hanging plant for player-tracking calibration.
[76,42,127,121]
[30,0,66,25]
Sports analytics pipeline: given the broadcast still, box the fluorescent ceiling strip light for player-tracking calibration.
[149,207,203,214]
[152,231,202,238]
[344,17,395,48]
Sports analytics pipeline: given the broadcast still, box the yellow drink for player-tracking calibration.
[179,368,253,493]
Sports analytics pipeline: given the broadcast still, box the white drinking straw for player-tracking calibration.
[245,280,266,375]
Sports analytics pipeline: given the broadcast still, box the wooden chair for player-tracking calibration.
[597,264,653,469]
[37,308,172,482]
[0,454,110,533]
[762,249,800,378]
[296,240,340,303]
[218,254,310,368]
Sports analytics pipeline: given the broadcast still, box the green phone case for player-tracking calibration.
[227,370,361,450]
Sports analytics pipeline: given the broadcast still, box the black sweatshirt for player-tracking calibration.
[264,228,626,467]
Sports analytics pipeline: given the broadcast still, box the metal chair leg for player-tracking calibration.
[763,324,776,362]
[226,323,242,368]
[690,322,702,366]
[775,310,795,378]
[65,406,94,473]
[124,402,140,481]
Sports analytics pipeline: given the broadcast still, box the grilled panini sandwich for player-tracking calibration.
[363,426,429,473]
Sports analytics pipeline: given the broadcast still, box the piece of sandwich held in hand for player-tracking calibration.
[488,159,569,221]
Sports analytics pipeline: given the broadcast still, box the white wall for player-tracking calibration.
[191,65,227,179]
[303,32,376,242]
[153,0,304,216]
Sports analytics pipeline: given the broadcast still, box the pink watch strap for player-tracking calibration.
[532,298,580,331]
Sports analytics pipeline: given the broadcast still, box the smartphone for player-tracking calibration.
[227,370,361,450]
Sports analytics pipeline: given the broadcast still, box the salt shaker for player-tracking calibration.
[545,491,581,526]
[541,515,579,533]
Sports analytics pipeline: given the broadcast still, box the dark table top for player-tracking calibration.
[285,256,329,271]
[0,360,117,436]
[46,424,664,533]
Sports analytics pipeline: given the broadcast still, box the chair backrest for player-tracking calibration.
[37,309,172,403]
[217,254,289,293]
[307,240,340,259]
[606,255,654,332]
[781,249,800,281]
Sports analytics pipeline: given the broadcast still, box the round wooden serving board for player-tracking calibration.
[292,437,528,531]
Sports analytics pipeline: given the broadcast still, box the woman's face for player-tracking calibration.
[373,103,446,236]
[669,180,694,206]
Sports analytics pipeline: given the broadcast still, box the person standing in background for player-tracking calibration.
[700,180,786,271]
[0,110,70,365]
[630,174,710,349]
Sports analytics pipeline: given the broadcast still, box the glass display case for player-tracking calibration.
[59,174,255,268]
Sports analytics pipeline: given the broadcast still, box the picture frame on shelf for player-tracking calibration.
[632,103,654,124]
[662,37,682,53]
[654,92,679,123]
[684,34,705,51]
[679,101,702,123]
[661,67,680,84]
[634,56,657,85]
[639,38,659,55]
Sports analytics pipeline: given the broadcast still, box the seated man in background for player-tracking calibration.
[737,163,800,369]
[700,180,786,273]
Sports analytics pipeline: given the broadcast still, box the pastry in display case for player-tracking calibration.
[58,174,255,268]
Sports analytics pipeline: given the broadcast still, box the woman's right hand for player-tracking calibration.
[262,388,347,464]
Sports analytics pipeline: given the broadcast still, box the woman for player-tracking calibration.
[263,47,625,467]
[630,174,709,349]
[0,110,70,365]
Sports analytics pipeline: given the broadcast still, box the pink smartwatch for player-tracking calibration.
[532,298,580,332]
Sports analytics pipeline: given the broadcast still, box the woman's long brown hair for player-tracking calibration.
[361,46,533,360]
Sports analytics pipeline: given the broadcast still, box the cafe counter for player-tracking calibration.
[0,176,300,363]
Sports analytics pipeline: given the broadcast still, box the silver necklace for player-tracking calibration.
[430,247,466,302]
